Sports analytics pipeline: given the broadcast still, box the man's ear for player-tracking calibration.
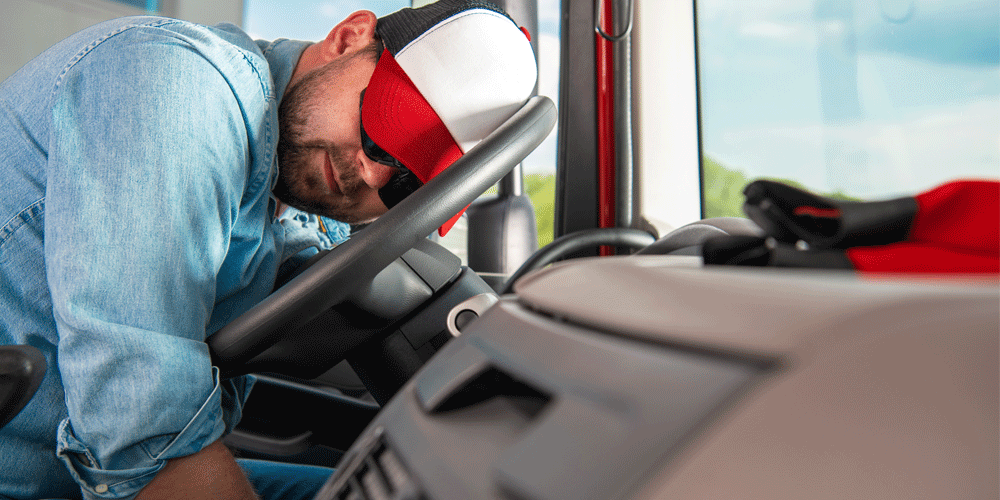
[317,10,378,62]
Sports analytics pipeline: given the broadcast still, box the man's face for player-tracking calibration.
[274,50,397,224]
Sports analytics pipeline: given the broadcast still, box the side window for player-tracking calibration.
[244,1,410,41]
[521,0,561,247]
[696,0,999,217]
[110,0,157,9]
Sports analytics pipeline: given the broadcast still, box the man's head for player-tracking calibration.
[274,0,537,234]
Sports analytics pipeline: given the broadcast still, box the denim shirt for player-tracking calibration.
[0,17,348,500]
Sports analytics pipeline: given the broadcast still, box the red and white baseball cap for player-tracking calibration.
[363,0,537,236]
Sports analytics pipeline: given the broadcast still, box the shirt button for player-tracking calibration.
[95,484,108,493]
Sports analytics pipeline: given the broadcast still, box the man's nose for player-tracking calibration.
[357,151,397,190]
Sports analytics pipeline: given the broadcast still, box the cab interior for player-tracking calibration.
[1,0,997,498]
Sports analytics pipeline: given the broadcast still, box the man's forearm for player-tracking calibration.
[135,439,258,500]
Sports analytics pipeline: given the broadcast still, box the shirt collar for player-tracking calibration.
[257,38,313,104]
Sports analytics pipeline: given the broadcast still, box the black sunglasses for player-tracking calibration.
[360,89,424,208]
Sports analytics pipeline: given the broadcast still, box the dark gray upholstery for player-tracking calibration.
[0,345,46,430]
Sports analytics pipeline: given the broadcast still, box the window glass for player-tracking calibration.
[697,0,999,217]
[524,0,561,247]
[244,0,409,41]
[110,0,157,10]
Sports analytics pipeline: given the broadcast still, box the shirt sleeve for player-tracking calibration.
[274,208,353,282]
[44,30,254,500]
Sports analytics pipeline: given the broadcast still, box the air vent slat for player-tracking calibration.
[328,431,425,500]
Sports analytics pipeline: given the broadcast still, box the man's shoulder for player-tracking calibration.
[55,17,273,101]
[76,16,261,55]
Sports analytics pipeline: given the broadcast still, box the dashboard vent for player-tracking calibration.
[324,430,424,500]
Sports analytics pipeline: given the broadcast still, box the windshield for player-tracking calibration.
[696,0,999,217]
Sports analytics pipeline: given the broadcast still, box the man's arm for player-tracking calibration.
[46,25,267,499]
[136,440,257,500]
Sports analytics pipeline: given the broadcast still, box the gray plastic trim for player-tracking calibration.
[446,293,499,337]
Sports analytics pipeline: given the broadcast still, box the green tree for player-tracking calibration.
[703,156,750,218]
[524,173,557,247]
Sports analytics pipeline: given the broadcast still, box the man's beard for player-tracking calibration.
[274,60,369,222]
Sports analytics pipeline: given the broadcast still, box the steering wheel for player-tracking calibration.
[208,96,557,376]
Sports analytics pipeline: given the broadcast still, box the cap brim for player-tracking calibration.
[362,49,465,236]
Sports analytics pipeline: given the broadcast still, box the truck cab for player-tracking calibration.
[1,0,997,498]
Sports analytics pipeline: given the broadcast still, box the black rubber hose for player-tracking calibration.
[500,228,655,294]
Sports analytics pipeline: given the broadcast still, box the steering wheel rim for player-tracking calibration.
[209,96,557,375]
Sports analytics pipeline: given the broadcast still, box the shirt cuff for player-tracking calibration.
[55,368,253,499]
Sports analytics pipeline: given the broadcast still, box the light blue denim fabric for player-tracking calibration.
[0,17,348,500]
